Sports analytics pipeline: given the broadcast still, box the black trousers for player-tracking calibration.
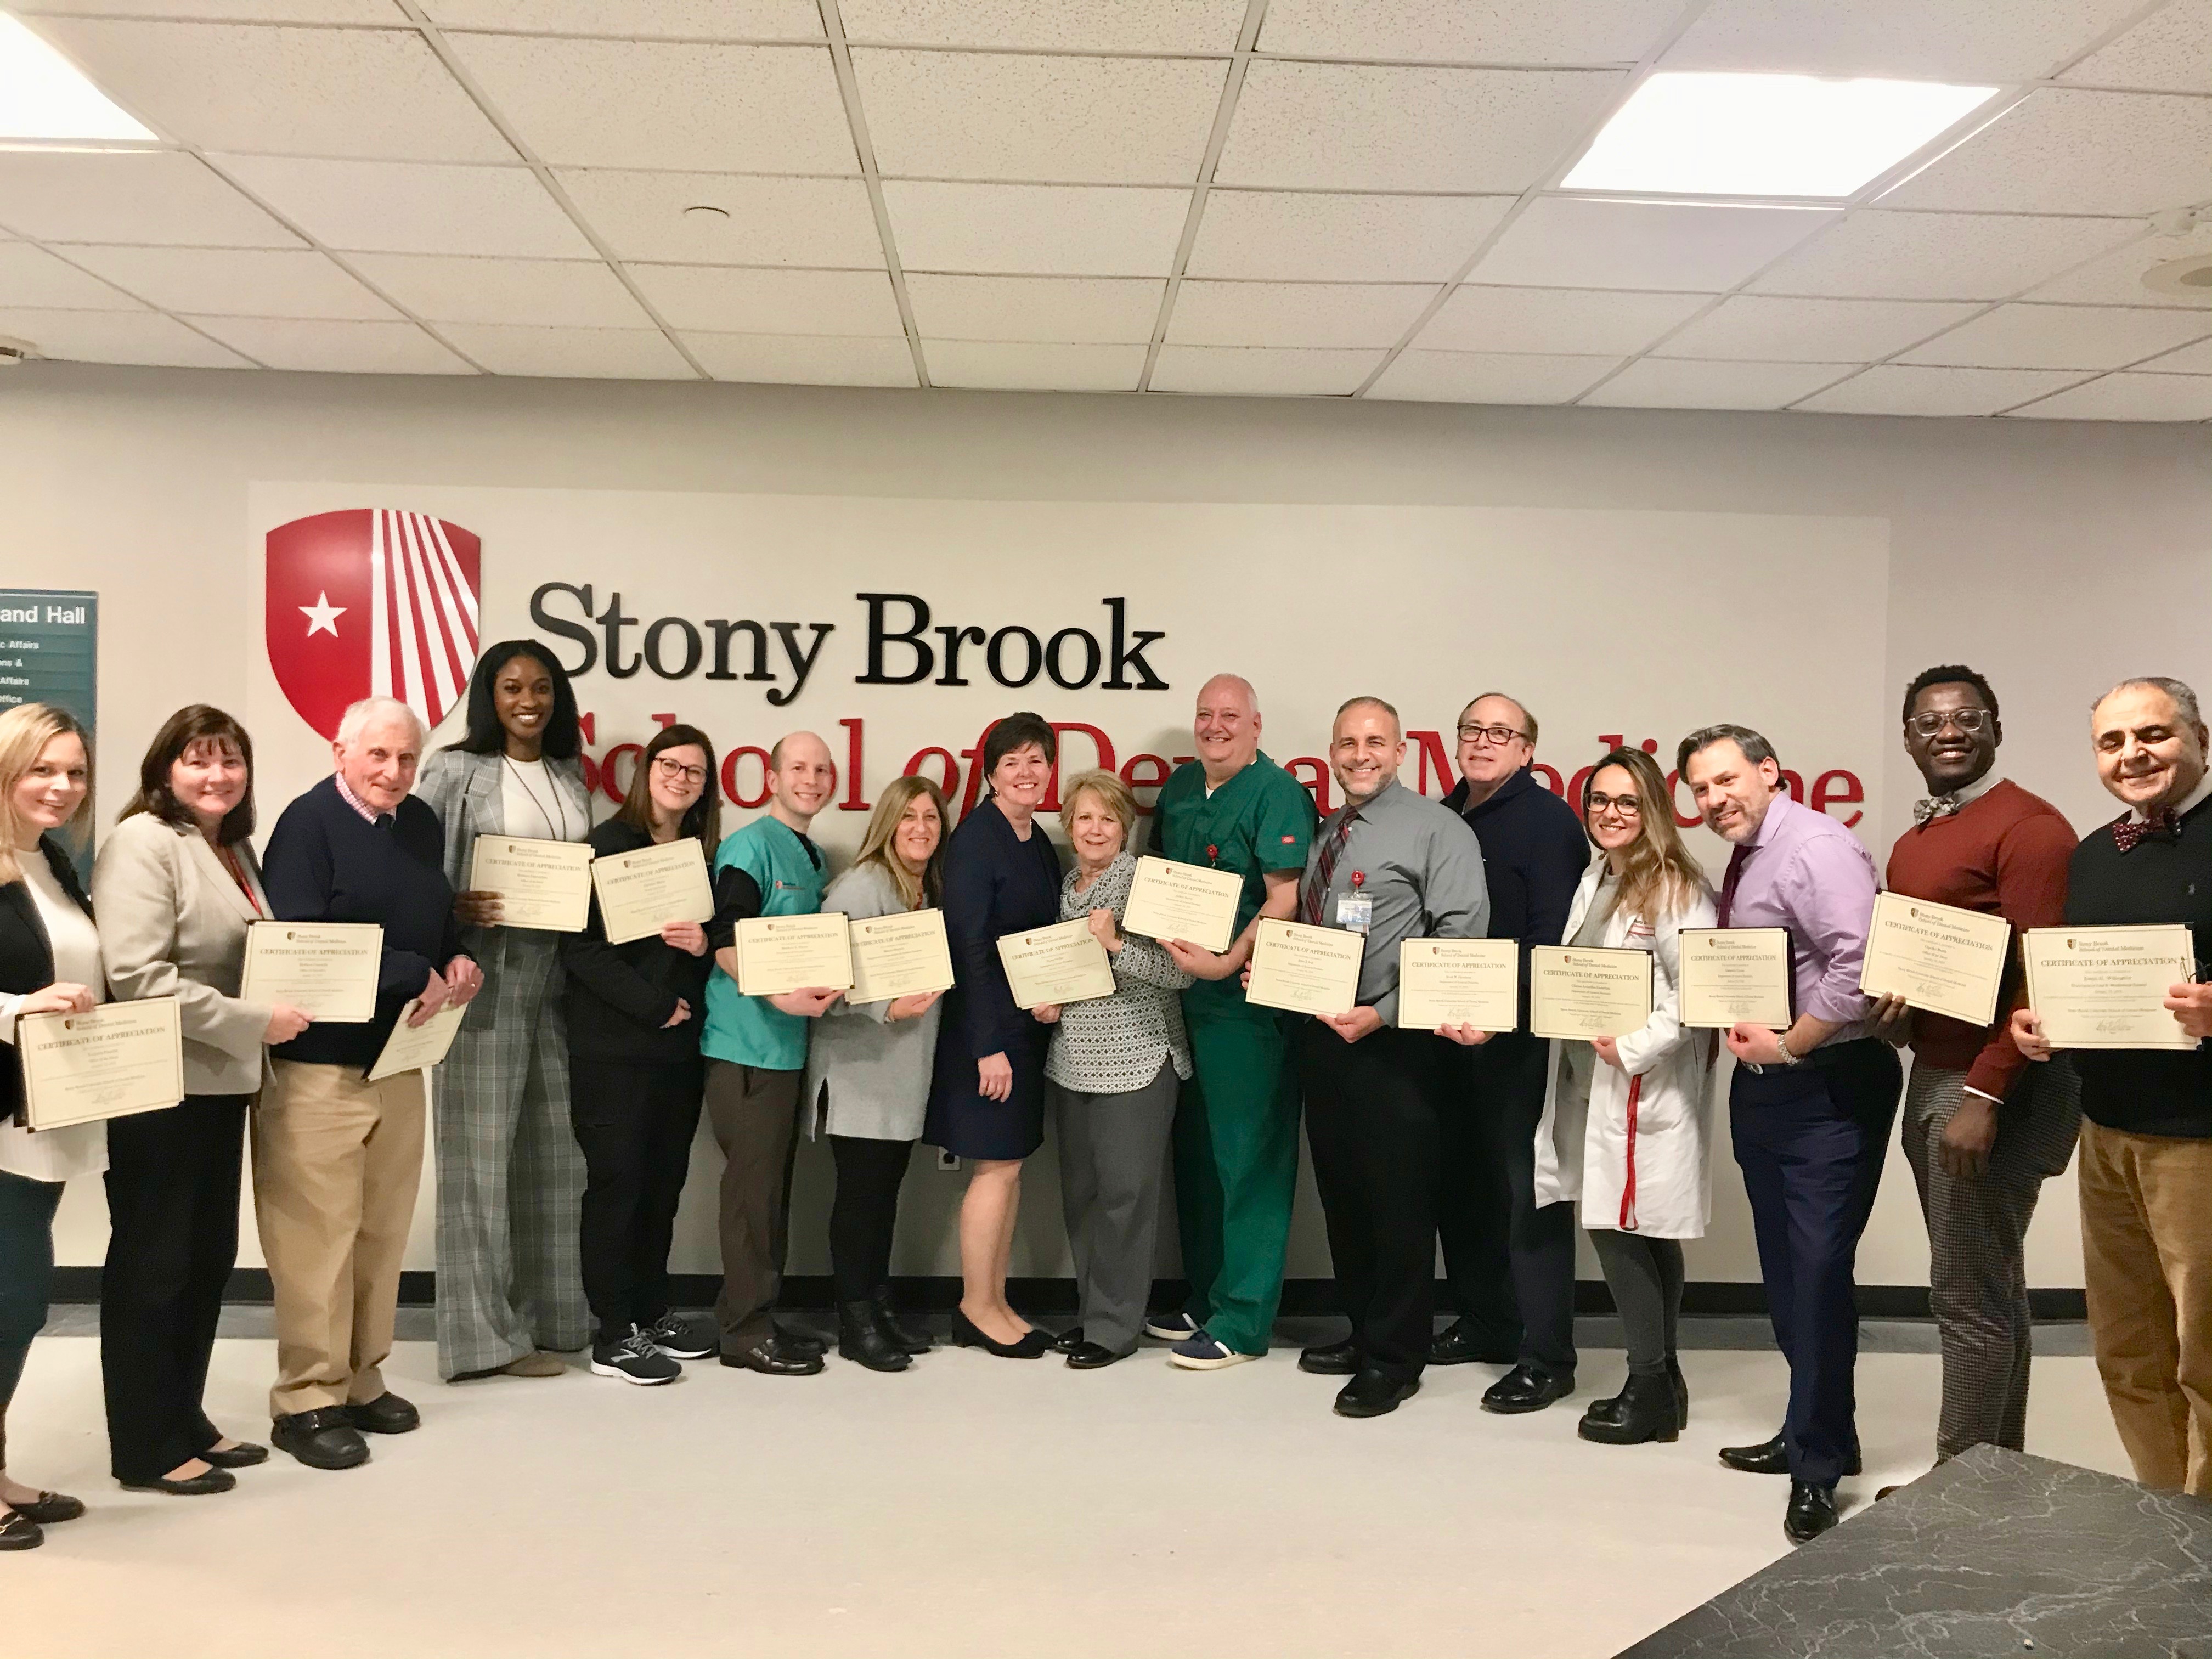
[1437,1031,1579,1372]
[571,1056,704,1340]
[827,1135,915,1305]
[1301,1022,1451,1383]
[100,1093,246,1483]
[1,1167,63,1474]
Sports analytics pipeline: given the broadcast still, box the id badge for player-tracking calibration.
[1336,894,1373,935]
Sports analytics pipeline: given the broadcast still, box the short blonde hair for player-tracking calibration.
[0,702,93,886]
[1058,768,1135,845]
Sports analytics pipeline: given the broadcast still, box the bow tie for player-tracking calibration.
[2113,809,2180,853]
[1913,795,1961,825]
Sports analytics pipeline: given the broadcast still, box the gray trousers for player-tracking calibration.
[1051,1060,1180,1356]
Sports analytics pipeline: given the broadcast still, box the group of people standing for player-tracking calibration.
[2,644,2208,1555]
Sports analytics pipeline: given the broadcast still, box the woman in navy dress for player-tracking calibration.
[926,712,1063,1358]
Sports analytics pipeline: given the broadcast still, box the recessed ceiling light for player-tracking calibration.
[0,13,157,146]
[1562,72,1998,200]
[2143,253,2212,300]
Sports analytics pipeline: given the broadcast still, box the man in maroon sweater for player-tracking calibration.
[1875,665,2079,1469]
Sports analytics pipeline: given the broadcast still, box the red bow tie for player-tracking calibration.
[2113,809,2180,853]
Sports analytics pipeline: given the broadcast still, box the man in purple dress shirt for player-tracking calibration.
[1678,724,1903,1546]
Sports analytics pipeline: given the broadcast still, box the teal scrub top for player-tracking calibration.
[1150,751,1317,1018]
[702,815,827,1071]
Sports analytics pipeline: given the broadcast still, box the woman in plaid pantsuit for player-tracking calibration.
[417,644,593,1380]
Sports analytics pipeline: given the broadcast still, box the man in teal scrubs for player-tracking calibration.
[1149,674,1317,1367]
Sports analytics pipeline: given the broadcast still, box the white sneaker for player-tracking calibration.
[590,1327,681,1386]
[1167,1331,1260,1370]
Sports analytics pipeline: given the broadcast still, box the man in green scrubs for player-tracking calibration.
[1149,674,1317,1367]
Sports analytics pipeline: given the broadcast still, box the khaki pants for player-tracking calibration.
[2079,1118,2212,1496]
[253,1060,427,1418]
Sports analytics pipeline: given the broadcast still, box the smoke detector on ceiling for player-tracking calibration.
[0,336,38,366]
[2142,252,2212,301]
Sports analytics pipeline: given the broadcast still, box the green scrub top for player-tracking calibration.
[1150,750,1317,1018]
[702,815,826,1071]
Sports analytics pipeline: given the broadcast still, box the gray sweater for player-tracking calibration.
[802,860,943,1142]
[1045,851,1194,1095]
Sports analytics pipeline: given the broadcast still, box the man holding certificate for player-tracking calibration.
[1679,723,1898,1544]
[2012,677,2212,1498]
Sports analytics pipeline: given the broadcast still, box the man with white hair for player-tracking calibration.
[256,696,483,1470]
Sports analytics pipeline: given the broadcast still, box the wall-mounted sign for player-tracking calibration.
[0,588,97,879]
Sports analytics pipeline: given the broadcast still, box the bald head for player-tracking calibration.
[1194,673,1263,783]
[767,729,836,830]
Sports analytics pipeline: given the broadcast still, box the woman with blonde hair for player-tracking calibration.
[1532,746,1717,1446]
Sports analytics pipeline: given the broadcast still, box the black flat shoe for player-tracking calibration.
[199,1441,269,1469]
[720,1334,827,1376]
[1481,1363,1576,1414]
[949,1309,1049,1358]
[1430,1318,1519,1367]
[870,1287,934,1355]
[1064,1342,1124,1370]
[1298,1336,1361,1376]
[1577,1373,1679,1445]
[272,1408,369,1471]
[1334,1368,1420,1419]
[1784,1480,1839,1544]
[123,1467,237,1497]
[345,1393,420,1435]
[837,1301,912,1373]
[10,1491,83,1525]
[0,1510,41,1551]
[1719,1433,1860,1477]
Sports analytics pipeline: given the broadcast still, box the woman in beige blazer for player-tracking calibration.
[91,706,308,1496]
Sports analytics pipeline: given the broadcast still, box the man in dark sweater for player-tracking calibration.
[1434,692,1592,1412]
[2014,676,2212,1497]
[256,697,479,1472]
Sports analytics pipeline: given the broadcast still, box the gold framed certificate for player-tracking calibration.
[1679,928,1793,1030]
[18,997,185,1130]
[849,909,956,1005]
[1244,917,1365,1019]
[2022,924,2198,1051]
[1119,856,1244,955]
[467,835,595,933]
[364,998,467,1082]
[240,921,382,1022]
[1529,945,1655,1042]
[996,917,1116,1009]
[735,913,854,998]
[1396,937,1518,1032]
[1860,891,2012,1027]
[590,837,714,946]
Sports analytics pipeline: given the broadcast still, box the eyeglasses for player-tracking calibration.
[652,758,708,785]
[1457,724,1532,748]
[1587,793,1642,818]
[1906,709,1991,737]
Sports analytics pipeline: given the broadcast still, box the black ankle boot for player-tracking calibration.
[870,1285,934,1355]
[1667,1356,1689,1424]
[1577,1372,1679,1445]
[838,1301,911,1372]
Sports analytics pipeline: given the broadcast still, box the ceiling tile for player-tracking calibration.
[214,156,597,257]
[2060,0,2212,93]
[1664,0,2146,81]
[1186,191,1513,282]
[1418,284,1709,354]
[433,323,697,377]
[444,35,855,171]
[2141,336,2212,374]
[64,245,398,319]
[840,0,1243,53]
[0,151,302,247]
[2005,370,2212,420]
[1469,199,1838,292]
[21,1,398,16]
[344,254,651,326]
[421,1,823,38]
[1217,61,1624,191]
[883,182,1189,275]
[852,49,1224,185]
[1793,364,2093,416]
[2023,223,2212,309]
[1165,280,1437,348]
[0,244,142,311]
[0,307,249,366]
[684,331,917,386]
[1257,0,1685,64]
[1882,89,2212,217]
[1367,349,1623,403]
[30,20,516,161]
[1899,302,2212,369]
[627,265,903,334]
[1149,344,1382,395]
[188,315,475,372]
[556,171,883,267]
[1579,357,1855,409]
[904,274,1161,341]
[1747,210,2137,302]
[924,340,1145,391]
[1660,295,1978,362]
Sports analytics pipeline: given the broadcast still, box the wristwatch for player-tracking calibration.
[1774,1032,1802,1066]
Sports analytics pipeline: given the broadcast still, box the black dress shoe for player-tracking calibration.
[272,1408,370,1471]
[1430,1318,1519,1367]
[10,1491,83,1525]
[122,1466,237,1497]
[1064,1342,1124,1370]
[1298,1336,1361,1376]
[772,1321,827,1357]
[1577,1372,1680,1445]
[720,1334,827,1376]
[199,1441,269,1469]
[345,1393,420,1435]
[0,1510,41,1551]
[1051,1324,1086,1355]
[1719,1433,1860,1477]
[837,1300,912,1373]
[948,1309,1051,1358]
[870,1286,934,1355]
[1334,1368,1420,1419]
[1481,1363,1576,1414]
[1784,1480,1839,1544]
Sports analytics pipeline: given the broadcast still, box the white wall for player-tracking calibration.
[8,362,2208,1293]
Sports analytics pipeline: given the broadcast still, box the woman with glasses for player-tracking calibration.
[1532,747,1716,1446]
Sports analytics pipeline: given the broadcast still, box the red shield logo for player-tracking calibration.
[267,509,482,740]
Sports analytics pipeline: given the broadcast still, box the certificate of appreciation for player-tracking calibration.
[2022,924,2198,1051]
[240,921,382,1022]
[735,913,854,998]
[467,836,595,933]
[18,998,185,1130]
[1396,938,1518,1032]
[1860,891,2012,1027]
[1119,856,1244,955]
[849,909,956,1005]
[364,998,467,1082]
[997,918,1116,1009]
[1678,928,1794,1030]
[1244,918,1365,1019]
[590,837,714,946]
[1529,945,1655,1042]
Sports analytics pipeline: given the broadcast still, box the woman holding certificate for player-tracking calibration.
[1532,748,1716,1448]
[416,642,594,1383]
[0,704,101,1549]
[926,713,1063,1358]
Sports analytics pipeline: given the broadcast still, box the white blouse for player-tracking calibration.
[501,757,586,844]
[0,854,109,1182]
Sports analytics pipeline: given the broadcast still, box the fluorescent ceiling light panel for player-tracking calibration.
[1563,72,1996,199]
[0,14,156,145]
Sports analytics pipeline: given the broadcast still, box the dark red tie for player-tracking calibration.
[2113,809,2180,853]
[1716,843,1751,928]
[1301,809,1359,925]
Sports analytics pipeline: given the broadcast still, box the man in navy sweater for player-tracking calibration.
[257,697,481,1472]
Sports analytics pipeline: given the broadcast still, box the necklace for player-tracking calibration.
[502,756,575,842]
